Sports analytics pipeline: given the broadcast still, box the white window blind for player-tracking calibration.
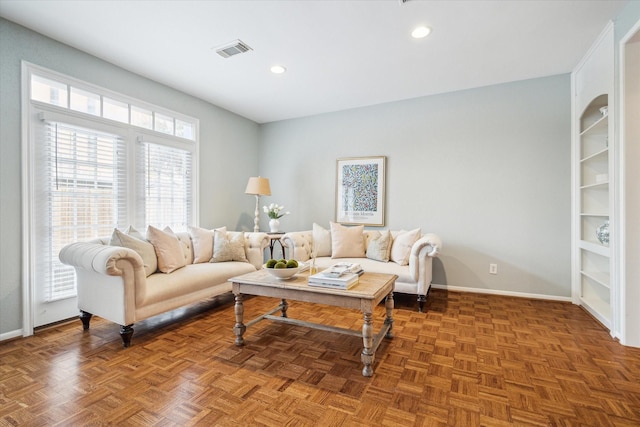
[34,120,127,302]
[137,141,192,231]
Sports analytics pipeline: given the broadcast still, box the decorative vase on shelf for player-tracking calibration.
[269,218,280,233]
[596,220,609,245]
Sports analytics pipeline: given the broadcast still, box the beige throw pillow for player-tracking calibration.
[390,228,421,266]
[147,225,187,273]
[210,229,248,263]
[330,222,365,259]
[313,223,332,257]
[125,225,146,240]
[366,230,392,262]
[189,226,226,263]
[109,227,157,277]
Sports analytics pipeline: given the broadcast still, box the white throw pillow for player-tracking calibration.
[330,222,365,259]
[390,228,421,266]
[147,225,187,273]
[189,226,226,263]
[109,227,158,277]
[313,223,332,257]
[366,230,392,262]
[210,229,248,263]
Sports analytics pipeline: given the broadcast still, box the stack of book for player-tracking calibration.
[308,263,364,290]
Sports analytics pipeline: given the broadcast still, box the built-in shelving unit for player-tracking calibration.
[577,96,612,326]
[572,23,614,331]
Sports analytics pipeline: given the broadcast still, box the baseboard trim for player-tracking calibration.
[0,329,24,342]
[430,284,573,303]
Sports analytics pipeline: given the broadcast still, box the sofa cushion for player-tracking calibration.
[176,231,194,265]
[109,227,157,277]
[139,262,256,307]
[313,223,331,257]
[147,225,187,273]
[366,230,392,262]
[390,228,421,266]
[189,226,227,263]
[330,222,365,258]
[211,229,248,263]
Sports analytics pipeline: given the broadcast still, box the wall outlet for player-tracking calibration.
[489,264,498,275]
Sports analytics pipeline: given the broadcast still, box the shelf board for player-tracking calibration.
[580,182,608,190]
[580,270,610,289]
[579,240,610,257]
[580,113,608,136]
[579,296,611,328]
[579,213,609,217]
[580,148,608,162]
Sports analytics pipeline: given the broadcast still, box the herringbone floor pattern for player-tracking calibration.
[1,289,639,426]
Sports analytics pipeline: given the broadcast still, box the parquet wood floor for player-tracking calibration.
[1,289,640,426]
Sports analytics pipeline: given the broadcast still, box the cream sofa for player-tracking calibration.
[59,226,269,347]
[281,223,442,312]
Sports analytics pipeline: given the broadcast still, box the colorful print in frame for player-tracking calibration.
[335,156,385,226]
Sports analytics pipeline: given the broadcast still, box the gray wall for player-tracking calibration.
[0,18,260,336]
[259,75,572,298]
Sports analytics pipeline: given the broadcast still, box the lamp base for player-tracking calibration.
[253,195,260,233]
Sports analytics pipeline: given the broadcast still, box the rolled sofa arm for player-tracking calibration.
[281,231,313,261]
[59,242,145,276]
[412,233,442,258]
[244,232,270,268]
[408,233,443,295]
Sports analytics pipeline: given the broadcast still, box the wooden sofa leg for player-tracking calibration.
[417,295,427,313]
[79,311,93,330]
[120,324,134,348]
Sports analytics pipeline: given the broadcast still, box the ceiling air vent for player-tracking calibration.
[214,39,253,58]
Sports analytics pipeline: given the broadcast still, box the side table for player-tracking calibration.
[267,232,286,259]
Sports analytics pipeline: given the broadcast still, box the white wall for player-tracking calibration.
[615,1,640,347]
[0,18,260,337]
[259,75,572,298]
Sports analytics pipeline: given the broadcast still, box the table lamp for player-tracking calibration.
[245,176,271,232]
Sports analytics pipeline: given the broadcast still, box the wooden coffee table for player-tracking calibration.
[230,269,397,377]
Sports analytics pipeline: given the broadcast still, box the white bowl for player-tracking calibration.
[263,264,301,280]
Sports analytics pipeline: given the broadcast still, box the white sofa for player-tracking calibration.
[281,223,442,312]
[59,226,269,347]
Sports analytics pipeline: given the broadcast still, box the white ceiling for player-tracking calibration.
[0,0,628,123]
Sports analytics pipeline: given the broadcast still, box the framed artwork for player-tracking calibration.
[335,156,386,226]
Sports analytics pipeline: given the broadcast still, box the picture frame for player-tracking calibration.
[335,156,386,226]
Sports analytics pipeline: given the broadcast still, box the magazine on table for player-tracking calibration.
[321,262,363,278]
[308,271,359,289]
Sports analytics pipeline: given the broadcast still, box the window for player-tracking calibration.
[35,120,127,301]
[31,74,67,107]
[29,70,197,141]
[70,87,101,116]
[103,97,129,123]
[24,63,199,327]
[137,141,192,230]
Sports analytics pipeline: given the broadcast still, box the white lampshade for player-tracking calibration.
[245,177,271,196]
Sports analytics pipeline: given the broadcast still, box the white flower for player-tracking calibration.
[263,203,290,219]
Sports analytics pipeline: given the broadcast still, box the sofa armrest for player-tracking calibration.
[245,232,270,268]
[281,231,313,261]
[408,233,443,295]
[412,233,442,258]
[59,241,146,326]
[59,242,145,276]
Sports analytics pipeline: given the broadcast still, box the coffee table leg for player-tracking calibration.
[233,293,246,346]
[280,299,288,318]
[385,292,394,338]
[361,312,374,377]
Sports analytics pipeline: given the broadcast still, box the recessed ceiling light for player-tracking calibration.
[411,26,431,39]
[270,65,287,74]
